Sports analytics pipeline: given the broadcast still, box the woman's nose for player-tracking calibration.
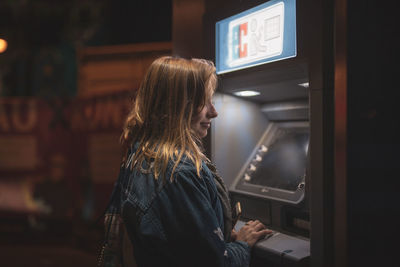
[208,103,218,118]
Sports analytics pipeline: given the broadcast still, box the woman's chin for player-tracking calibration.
[198,130,208,138]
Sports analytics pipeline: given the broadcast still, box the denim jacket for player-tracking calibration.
[108,149,250,267]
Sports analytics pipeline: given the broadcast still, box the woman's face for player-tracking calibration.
[191,94,218,138]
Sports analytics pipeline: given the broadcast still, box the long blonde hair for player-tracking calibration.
[121,56,217,181]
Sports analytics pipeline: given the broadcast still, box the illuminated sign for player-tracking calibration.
[216,0,296,74]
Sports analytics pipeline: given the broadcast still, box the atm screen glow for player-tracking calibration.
[216,0,296,74]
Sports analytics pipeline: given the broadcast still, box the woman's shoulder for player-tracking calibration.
[173,156,196,172]
[167,158,216,192]
[171,156,212,177]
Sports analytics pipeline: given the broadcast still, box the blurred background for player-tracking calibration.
[0,0,172,266]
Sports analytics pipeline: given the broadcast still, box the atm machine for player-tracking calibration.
[212,0,310,266]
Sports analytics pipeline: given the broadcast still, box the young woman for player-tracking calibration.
[104,56,271,267]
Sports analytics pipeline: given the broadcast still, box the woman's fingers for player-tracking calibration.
[246,221,273,237]
[244,220,265,231]
[257,229,273,238]
[253,221,268,232]
[236,220,274,247]
[244,220,260,226]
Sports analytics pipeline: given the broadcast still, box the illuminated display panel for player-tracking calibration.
[216,0,296,74]
[247,128,308,191]
[231,121,308,204]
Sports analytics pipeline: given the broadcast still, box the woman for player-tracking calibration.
[104,56,271,267]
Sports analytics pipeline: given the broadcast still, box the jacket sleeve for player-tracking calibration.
[141,167,251,267]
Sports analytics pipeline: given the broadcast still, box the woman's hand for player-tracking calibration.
[234,220,272,247]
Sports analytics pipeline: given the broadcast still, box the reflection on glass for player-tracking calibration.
[245,129,309,191]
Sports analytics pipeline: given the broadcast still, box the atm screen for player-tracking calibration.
[248,129,309,191]
[232,121,309,204]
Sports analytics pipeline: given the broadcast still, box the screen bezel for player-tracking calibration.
[230,121,309,204]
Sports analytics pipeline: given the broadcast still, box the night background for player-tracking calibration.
[0,0,172,266]
[0,0,172,96]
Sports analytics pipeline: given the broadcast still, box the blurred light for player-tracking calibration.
[298,82,309,88]
[0,39,8,53]
[233,90,260,97]
[249,164,256,171]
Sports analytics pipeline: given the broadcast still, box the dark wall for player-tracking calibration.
[347,0,399,266]
[88,0,172,46]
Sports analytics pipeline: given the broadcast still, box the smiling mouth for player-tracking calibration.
[200,122,211,128]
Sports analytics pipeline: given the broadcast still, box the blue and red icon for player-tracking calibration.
[232,22,248,60]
